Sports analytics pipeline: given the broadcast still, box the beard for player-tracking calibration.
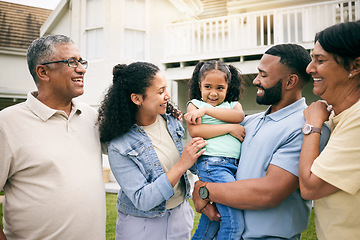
[256,79,283,105]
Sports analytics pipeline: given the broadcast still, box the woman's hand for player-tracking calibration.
[178,137,207,170]
[304,100,332,127]
[166,137,206,187]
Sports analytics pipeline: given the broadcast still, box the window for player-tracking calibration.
[124,0,146,60]
[85,0,104,60]
[124,30,145,60]
[86,28,104,60]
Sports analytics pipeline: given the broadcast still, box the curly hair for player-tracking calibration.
[98,62,181,142]
[188,60,244,102]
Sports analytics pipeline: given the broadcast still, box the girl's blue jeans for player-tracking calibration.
[192,156,244,240]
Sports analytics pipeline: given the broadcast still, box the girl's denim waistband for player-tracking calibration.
[197,155,239,165]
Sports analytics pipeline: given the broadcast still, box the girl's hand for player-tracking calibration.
[184,109,205,125]
[304,100,331,127]
[228,124,246,142]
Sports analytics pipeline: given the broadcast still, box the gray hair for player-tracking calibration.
[27,35,74,85]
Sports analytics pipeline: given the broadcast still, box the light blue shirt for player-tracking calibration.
[188,99,241,159]
[236,98,330,239]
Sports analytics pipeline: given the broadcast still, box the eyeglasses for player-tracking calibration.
[41,58,88,69]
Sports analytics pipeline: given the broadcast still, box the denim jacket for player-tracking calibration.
[108,114,192,218]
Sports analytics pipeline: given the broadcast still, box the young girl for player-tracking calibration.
[185,60,245,240]
[98,62,207,240]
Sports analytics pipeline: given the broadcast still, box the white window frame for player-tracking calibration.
[122,0,150,61]
[82,0,105,61]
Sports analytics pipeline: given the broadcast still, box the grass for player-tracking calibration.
[0,192,317,239]
[106,193,117,239]
[189,199,201,237]
[301,210,317,240]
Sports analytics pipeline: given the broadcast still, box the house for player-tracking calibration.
[40,0,203,107]
[2,0,358,189]
[0,0,358,128]
[163,0,360,117]
[40,0,360,140]
[0,1,52,110]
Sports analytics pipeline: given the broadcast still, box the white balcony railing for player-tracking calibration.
[164,0,360,62]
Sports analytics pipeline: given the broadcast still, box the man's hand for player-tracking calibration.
[192,180,208,211]
[192,181,221,222]
[201,202,221,222]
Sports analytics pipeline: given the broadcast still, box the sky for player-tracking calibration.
[1,0,61,9]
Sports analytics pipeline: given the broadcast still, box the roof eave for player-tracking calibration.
[0,88,28,99]
[0,46,27,56]
[40,0,70,36]
[168,0,203,16]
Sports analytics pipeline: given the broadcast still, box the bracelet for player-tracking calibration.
[199,201,210,212]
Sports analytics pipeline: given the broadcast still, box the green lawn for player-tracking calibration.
[1,192,317,239]
[106,193,117,239]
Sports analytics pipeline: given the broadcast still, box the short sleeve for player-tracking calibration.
[230,101,239,109]
[271,130,303,177]
[0,128,11,190]
[311,114,360,195]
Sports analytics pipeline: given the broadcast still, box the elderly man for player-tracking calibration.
[0,35,106,240]
[192,44,330,240]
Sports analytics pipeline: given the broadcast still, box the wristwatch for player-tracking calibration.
[302,124,322,135]
[199,182,209,200]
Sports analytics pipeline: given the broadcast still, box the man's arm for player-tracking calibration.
[0,229,6,240]
[193,164,298,212]
[0,130,8,240]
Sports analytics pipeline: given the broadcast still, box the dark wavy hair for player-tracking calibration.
[188,60,244,102]
[98,62,181,143]
[315,20,360,71]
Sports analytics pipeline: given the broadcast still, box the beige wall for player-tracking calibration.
[0,52,36,93]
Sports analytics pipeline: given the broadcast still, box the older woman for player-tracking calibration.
[299,20,360,240]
